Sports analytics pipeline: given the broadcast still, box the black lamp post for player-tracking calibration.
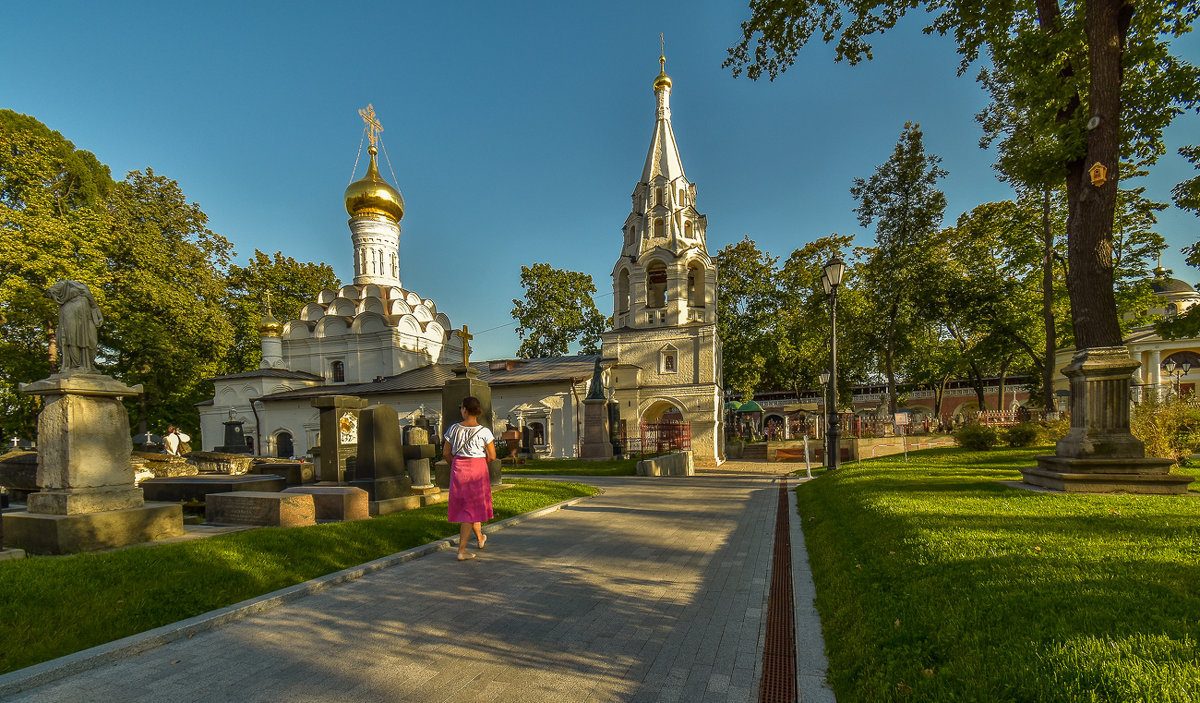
[818,369,831,464]
[822,255,846,470]
[1161,358,1192,395]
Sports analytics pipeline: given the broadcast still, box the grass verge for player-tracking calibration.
[503,456,639,476]
[0,479,597,675]
[798,446,1200,702]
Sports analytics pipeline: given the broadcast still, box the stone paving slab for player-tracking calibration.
[4,467,832,702]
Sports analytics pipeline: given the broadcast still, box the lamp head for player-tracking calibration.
[824,255,846,287]
[819,370,830,385]
[821,273,832,295]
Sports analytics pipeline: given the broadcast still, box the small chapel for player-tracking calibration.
[201,54,724,465]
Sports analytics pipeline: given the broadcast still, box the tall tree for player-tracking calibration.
[714,237,780,397]
[725,0,1200,352]
[510,263,608,358]
[225,250,340,372]
[851,123,948,413]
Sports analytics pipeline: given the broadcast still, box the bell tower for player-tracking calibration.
[611,47,716,330]
[344,104,404,288]
[601,44,724,466]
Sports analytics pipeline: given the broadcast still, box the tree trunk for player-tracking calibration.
[998,356,1011,412]
[885,302,898,414]
[1042,187,1057,409]
[1066,0,1129,350]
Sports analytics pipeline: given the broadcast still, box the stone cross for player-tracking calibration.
[460,325,473,366]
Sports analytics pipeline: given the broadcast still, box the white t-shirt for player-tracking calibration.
[164,431,191,456]
[444,423,495,458]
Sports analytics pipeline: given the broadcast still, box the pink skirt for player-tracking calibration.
[448,456,493,523]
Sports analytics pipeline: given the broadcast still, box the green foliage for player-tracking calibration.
[0,479,598,674]
[796,447,1200,701]
[1001,421,1042,447]
[225,250,340,371]
[510,263,608,358]
[1131,393,1200,466]
[952,422,999,450]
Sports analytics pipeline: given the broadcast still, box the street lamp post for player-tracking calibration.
[822,255,846,470]
[1161,358,1192,395]
[818,369,831,465]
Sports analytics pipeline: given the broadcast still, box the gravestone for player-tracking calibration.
[402,426,437,488]
[441,325,492,433]
[351,405,444,515]
[206,491,316,527]
[215,415,249,454]
[3,281,182,554]
[282,486,369,522]
[312,395,367,483]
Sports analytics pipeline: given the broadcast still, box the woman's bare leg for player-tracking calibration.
[472,522,485,547]
[458,522,472,557]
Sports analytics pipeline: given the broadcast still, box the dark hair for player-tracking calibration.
[461,396,482,417]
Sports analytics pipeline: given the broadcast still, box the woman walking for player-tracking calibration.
[443,396,496,561]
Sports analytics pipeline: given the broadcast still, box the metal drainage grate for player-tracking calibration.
[759,478,797,703]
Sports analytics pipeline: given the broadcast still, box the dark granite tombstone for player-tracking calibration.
[216,419,249,454]
[350,405,408,501]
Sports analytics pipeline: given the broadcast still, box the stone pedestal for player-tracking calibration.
[441,364,492,431]
[1021,347,1196,494]
[312,396,366,483]
[581,398,614,460]
[215,419,248,454]
[3,373,185,554]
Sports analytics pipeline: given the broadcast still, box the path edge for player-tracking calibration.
[0,490,600,699]
[790,479,837,702]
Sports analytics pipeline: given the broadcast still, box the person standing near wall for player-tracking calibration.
[164,426,191,456]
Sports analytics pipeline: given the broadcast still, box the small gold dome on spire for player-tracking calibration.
[257,308,282,338]
[654,54,672,90]
[344,146,405,221]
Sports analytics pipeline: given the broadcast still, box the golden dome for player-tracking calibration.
[654,53,672,90]
[344,146,404,221]
[257,308,282,337]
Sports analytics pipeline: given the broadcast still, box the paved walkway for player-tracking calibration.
[3,464,833,702]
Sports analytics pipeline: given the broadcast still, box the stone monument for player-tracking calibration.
[215,409,249,454]
[441,325,492,432]
[1021,347,1195,493]
[581,358,614,460]
[311,395,367,483]
[3,281,183,553]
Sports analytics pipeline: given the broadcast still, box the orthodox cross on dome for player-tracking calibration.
[264,291,273,315]
[659,33,665,69]
[460,325,473,366]
[359,104,383,148]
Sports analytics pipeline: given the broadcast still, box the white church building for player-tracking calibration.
[201,57,724,465]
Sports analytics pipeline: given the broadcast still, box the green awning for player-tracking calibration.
[737,400,763,413]
[724,401,742,411]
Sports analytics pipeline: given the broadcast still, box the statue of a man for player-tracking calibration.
[47,280,103,374]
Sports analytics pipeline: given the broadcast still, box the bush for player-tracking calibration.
[953,423,999,451]
[1040,414,1070,443]
[1002,422,1042,447]
[1131,393,1200,465]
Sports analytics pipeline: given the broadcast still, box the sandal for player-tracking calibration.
[457,552,475,561]
[478,534,488,550]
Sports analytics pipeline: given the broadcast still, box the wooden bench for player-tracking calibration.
[774,448,810,462]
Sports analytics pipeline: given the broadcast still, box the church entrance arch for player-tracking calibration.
[275,431,294,458]
[639,399,690,453]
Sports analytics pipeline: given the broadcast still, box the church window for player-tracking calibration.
[654,218,664,238]
[678,187,686,204]
[659,345,679,374]
[684,220,692,238]
[617,269,630,313]
[647,262,667,308]
[688,263,705,307]
[656,187,663,206]
[331,360,345,383]
[391,254,397,279]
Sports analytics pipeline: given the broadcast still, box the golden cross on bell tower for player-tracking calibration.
[359,104,383,148]
[659,32,666,69]
[264,291,273,315]
[460,325,473,366]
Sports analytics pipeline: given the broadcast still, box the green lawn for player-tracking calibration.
[0,479,597,675]
[502,455,640,475]
[798,446,1200,702]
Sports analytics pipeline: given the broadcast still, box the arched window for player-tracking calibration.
[654,218,664,238]
[656,187,664,205]
[618,269,630,313]
[276,431,294,458]
[688,263,705,307]
[391,254,397,278]
[331,360,345,383]
[683,220,692,238]
[647,262,667,308]
[678,187,686,204]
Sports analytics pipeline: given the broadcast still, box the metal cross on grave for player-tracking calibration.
[460,325,473,366]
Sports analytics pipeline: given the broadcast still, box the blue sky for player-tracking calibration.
[4,2,1198,361]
